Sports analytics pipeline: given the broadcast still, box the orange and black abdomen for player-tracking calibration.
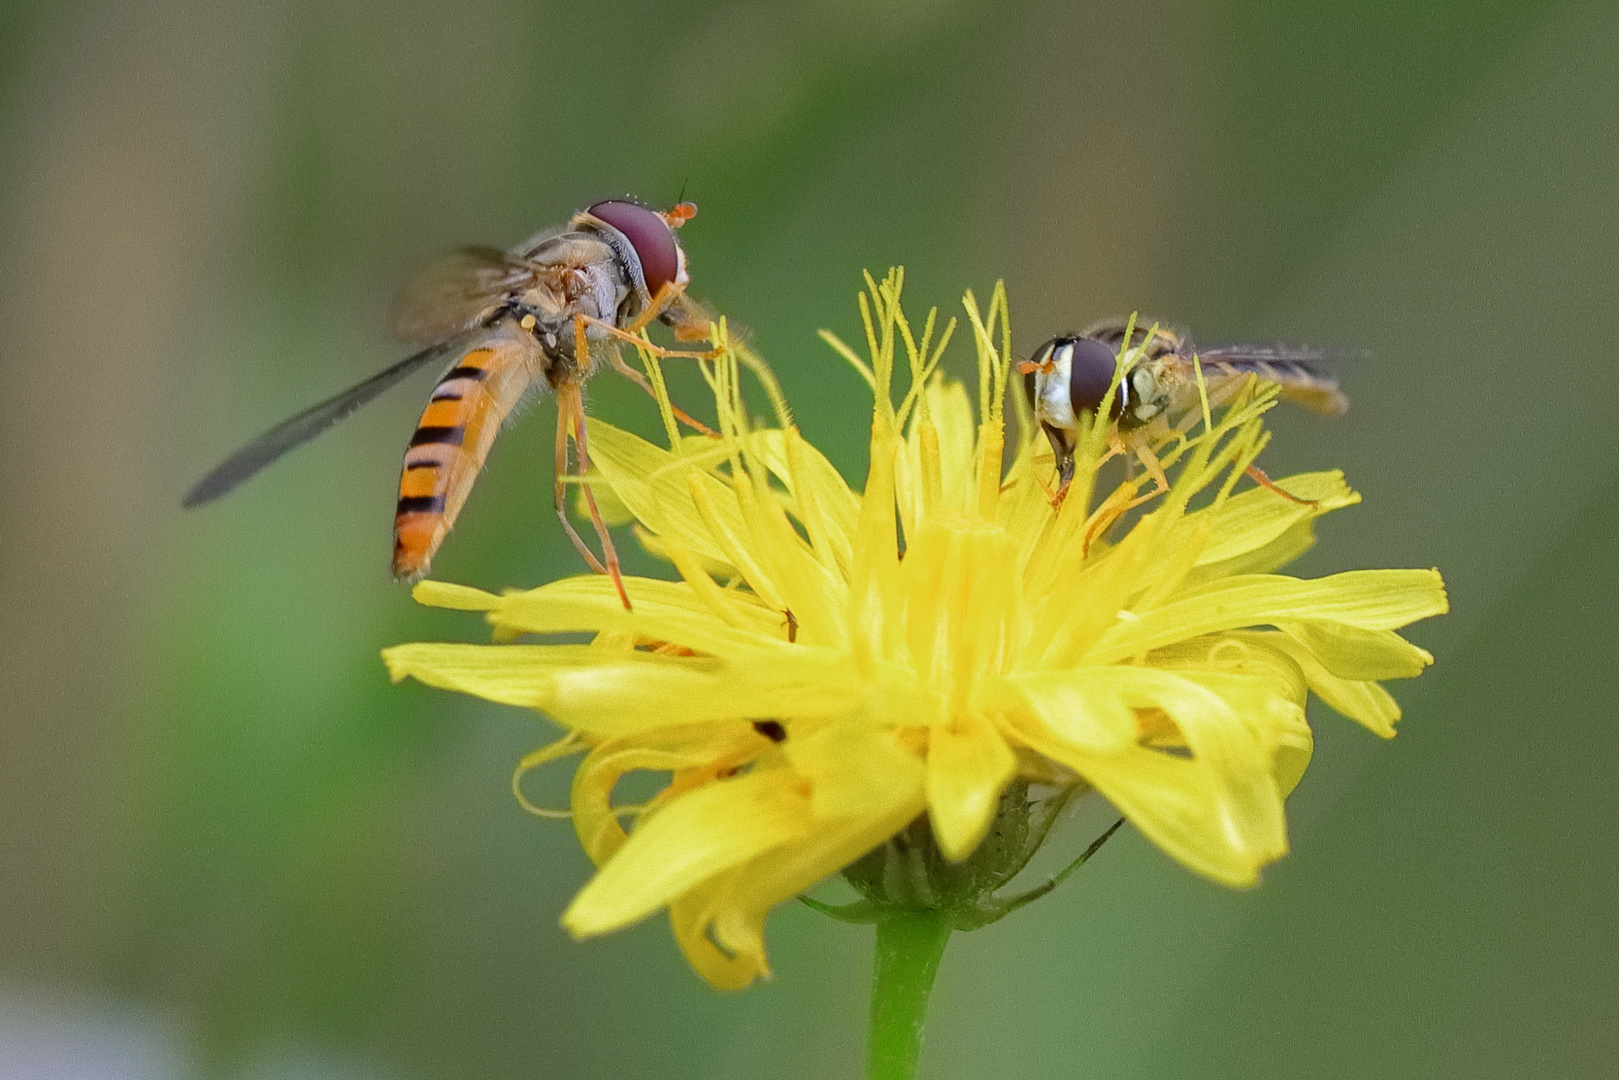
[392,326,540,580]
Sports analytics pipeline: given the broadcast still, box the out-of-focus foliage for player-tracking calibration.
[1,1,1613,1078]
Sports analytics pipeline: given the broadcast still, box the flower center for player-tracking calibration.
[894,520,1021,702]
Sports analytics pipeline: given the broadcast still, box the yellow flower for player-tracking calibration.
[383,272,1446,990]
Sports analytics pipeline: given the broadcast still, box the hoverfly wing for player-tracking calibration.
[182,341,456,508]
[391,246,540,345]
[1187,343,1350,417]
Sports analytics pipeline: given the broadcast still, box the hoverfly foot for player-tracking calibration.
[1245,465,1318,506]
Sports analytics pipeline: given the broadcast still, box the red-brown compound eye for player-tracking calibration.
[586,199,681,299]
[1063,336,1125,419]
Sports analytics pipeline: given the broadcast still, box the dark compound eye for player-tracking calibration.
[585,200,681,299]
[1063,337,1124,419]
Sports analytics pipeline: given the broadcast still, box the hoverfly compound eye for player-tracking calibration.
[1026,336,1122,431]
[1064,337,1124,419]
[585,200,682,300]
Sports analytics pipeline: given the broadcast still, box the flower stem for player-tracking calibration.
[865,909,953,1080]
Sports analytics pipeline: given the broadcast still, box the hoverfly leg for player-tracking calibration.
[624,280,712,344]
[620,280,678,335]
[1037,473,1063,509]
[1124,436,1171,510]
[579,278,712,359]
[1096,435,1127,471]
[565,381,632,610]
[552,379,632,610]
[552,392,609,576]
[576,302,721,436]
[1046,452,1077,509]
[1081,483,1136,558]
[579,311,720,363]
[1036,423,1079,509]
[597,338,720,438]
[553,374,608,579]
[1244,464,1318,506]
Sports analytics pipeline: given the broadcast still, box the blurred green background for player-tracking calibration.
[2,0,1616,1076]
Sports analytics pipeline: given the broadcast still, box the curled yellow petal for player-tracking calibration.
[563,769,816,938]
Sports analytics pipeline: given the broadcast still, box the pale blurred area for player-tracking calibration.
[2,0,1616,1077]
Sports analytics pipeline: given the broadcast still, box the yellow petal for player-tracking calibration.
[1188,470,1358,567]
[1031,508,1173,668]
[986,671,1138,751]
[899,378,976,526]
[670,786,923,989]
[384,642,601,708]
[411,580,501,611]
[384,642,863,735]
[899,521,1019,700]
[635,528,736,580]
[570,726,767,866]
[562,769,816,937]
[571,469,635,526]
[1002,666,1288,887]
[1243,630,1405,737]
[584,419,747,573]
[1160,667,1313,798]
[668,886,771,991]
[783,724,926,820]
[1187,519,1320,584]
[727,470,846,648]
[746,428,860,575]
[544,651,862,733]
[1088,568,1448,663]
[1265,710,1313,799]
[1275,620,1434,680]
[926,711,1017,861]
[491,575,784,657]
[846,434,906,670]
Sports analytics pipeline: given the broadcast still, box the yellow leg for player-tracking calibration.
[1081,482,1137,557]
[580,312,720,362]
[1123,436,1171,510]
[575,308,720,437]
[553,384,610,578]
[599,343,719,437]
[566,383,632,611]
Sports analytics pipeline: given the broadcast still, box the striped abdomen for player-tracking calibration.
[393,325,541,581]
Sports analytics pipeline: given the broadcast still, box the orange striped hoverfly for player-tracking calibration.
[1021,317,1349,493]
[185,199,715,602]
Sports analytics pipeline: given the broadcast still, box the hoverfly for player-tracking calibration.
[1021,317,1348,494]
[185,199,716,602]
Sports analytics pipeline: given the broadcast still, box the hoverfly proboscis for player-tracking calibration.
[1020,316,1349,504]
[185,199,721,606]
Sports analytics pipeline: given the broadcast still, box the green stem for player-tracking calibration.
[865,910,953,1080]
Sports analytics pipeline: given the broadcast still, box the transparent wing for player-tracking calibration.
[183,342,454,508]
[391,246,542,344]
[1183,343,1351,416]
[1196,342,1352,366]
